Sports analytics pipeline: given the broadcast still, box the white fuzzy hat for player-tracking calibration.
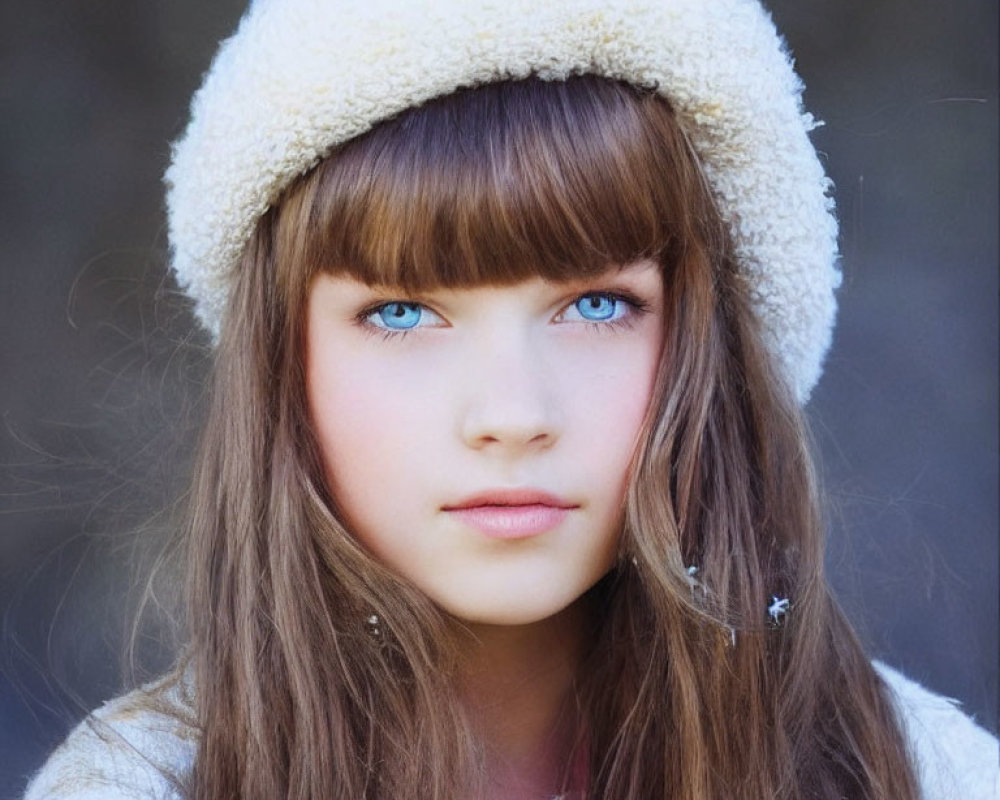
[165,0,839,403]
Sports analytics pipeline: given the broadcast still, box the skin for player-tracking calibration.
[305,260,665,799]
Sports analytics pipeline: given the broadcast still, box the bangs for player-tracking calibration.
[298,75,701,289]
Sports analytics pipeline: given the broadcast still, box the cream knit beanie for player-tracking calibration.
[165,0,840,403]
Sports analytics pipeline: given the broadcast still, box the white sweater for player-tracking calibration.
[22,662,999,799]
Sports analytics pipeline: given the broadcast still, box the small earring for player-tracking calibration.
[367,614,381,637]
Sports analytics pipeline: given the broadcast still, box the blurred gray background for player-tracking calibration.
[1,1,996,796]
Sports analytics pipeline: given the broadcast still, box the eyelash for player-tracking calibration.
[355,290,651,340]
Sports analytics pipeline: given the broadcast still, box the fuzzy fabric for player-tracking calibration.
[21,663,999,799]
[165,0,840,403]
[872,662,1000,799]
[21,670,197,800]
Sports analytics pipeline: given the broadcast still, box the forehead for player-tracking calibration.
[339,258,661,291]
[283,76,692,294]
[315,259,664,303]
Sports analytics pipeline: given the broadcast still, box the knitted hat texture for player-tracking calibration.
[165,0,840,403]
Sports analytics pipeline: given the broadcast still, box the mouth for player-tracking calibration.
[442,489,578,539]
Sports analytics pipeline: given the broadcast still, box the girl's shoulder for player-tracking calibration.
[23,662,998,800]
[875,661,999,800]
[22,669,197,800]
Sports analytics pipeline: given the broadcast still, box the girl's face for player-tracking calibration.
[306,261,665,626]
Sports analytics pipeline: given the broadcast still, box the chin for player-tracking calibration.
[436,589,586,628]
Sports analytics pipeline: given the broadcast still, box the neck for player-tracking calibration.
[456,602,588,800]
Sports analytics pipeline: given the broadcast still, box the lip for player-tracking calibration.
[444,489,577,511]
[442,489,578,539]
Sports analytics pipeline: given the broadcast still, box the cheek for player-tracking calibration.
[559,335,661,446]
[556,333,662,522]
[306,344,446,536]
[309,355,396,488]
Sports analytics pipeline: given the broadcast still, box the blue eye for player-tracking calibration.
[574,293,621,321]
[362,301,446,335]
[372,302,423,330]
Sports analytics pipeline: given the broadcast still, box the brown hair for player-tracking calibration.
[180,75,919,798]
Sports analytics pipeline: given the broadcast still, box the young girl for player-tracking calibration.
[23,1,998,798]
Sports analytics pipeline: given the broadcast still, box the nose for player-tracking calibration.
[458,333,559,455]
